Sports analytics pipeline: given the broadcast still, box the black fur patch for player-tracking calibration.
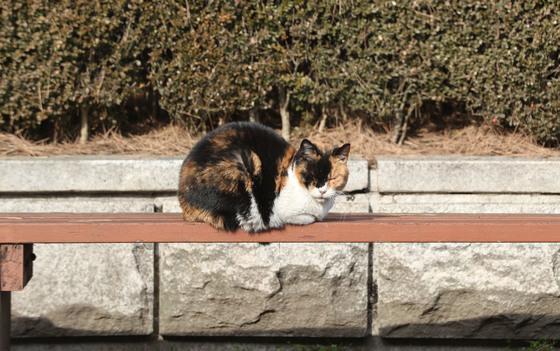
[294,145,333,189]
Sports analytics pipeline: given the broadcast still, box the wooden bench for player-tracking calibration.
[2,212,560,350]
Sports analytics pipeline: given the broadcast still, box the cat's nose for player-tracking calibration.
[319,188,327,195]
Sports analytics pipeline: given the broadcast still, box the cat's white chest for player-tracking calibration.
[269,168,334,228]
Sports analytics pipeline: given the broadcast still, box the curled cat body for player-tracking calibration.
[178,122,350,232]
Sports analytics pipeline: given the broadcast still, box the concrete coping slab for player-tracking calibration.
[0,156,368,193]
[375,156,560,194]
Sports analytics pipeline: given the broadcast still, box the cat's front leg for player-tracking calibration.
[285,214,317,225]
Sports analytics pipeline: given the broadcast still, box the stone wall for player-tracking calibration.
[1,156,560,344]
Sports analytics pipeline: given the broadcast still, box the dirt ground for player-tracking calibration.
[1,122,559,161]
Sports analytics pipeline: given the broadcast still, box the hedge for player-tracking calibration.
[1,1,559,145]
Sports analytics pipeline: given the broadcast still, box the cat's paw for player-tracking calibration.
[286,214,317,225]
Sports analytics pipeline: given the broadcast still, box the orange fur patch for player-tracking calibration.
[178,161,198,193]
[294,160,311,189]
[209,128,237,149]
[178,161,226,229]
[275,146,296,192]
[328,155,349,190]
[198,159,243,192]
[179,149,261,213]
[179,201,225,229]
[250,151,262,176]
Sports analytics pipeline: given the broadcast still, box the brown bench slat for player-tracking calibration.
[1,213,560,243]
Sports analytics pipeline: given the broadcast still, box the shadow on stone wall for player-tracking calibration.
[13,313,560,341]
[379,313,560,339]
[12,304,151,338]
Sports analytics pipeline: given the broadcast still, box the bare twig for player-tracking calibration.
[79,105,89,145]
[279,87,291,140]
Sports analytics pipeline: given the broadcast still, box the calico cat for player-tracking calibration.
[178,122,350,232]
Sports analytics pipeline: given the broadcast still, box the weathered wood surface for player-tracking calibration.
[1,213,560,243]
[0,244,33,291]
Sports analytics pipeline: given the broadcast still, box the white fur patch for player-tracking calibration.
[236,194,266,232]
[269,166,335,228]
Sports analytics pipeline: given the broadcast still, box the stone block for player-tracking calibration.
[154,196,183,213]
[370,193,560,214]
[0,156,182,193]
[369,168,379,192]
[345,158,369,192]
[0,157,368,193]
[332,194,370,213]
[376,243,560,339]
[13,243,153,337]
[159,243,368,337]
[376,156,560,193]
[0,197,156,213]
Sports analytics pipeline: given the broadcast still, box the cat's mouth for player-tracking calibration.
[314,195,332,202]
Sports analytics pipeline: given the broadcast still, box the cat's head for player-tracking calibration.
[292,139,351,201]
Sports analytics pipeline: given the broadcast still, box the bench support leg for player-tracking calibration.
[0,244,33,351]
[0,291,9,350]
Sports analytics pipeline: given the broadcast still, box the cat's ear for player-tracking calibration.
[297,139,321,160]
[332,143,350,163]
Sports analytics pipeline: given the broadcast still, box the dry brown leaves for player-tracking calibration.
[1,122,558,160]
[293,122,560,159]
[0,126,195,157]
